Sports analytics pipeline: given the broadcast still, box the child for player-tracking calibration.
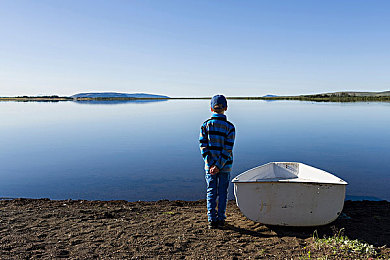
[199,95,235,229]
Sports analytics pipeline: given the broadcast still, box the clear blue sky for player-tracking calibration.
[1,0,389,97]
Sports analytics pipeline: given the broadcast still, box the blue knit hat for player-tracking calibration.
[211,94,227,109]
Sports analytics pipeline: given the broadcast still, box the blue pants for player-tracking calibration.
[205,171,230,222]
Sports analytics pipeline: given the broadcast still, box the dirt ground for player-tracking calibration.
[0,199,389,259]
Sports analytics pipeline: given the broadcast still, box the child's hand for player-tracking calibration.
[210,165,220,175]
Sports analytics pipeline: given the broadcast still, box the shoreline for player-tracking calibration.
[1,198,389,258]
[0,196,388,202]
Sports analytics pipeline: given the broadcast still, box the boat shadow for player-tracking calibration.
[232,200,389,247]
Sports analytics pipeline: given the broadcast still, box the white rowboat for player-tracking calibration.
[232,162,348,226]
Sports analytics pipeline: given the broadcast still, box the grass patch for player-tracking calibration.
[162,211,176,215]
[311,228,377,258]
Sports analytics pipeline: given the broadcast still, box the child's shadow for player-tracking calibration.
[222,223,274,238]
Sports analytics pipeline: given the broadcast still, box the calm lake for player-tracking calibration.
[1,100,389,201]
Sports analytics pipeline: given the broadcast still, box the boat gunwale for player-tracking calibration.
[231,180,348,185]
[232,162,348,185]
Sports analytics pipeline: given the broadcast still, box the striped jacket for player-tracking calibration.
[199,113,235,173]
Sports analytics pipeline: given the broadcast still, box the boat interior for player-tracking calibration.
[232,162,347,184]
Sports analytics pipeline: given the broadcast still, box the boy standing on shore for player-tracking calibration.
[199,95,235,229]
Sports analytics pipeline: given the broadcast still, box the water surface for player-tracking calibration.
[1,100,389,201]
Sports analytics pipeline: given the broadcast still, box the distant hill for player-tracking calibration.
[311,91,390,97]
[71,92,169,99]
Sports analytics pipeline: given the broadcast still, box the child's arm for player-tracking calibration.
[215,126,235,170]
[199,125,215,168]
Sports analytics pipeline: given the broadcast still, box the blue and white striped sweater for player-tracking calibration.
[199,113,235,172]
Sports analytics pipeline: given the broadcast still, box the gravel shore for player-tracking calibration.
[0,199,389,259]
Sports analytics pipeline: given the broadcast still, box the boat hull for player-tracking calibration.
[233,182,346,226]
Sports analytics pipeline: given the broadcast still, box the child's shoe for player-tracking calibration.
[208,221,218,229]
[217,219,225,227]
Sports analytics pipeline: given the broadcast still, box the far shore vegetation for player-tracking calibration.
[1,92,390,102]
[0,96,73,102]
